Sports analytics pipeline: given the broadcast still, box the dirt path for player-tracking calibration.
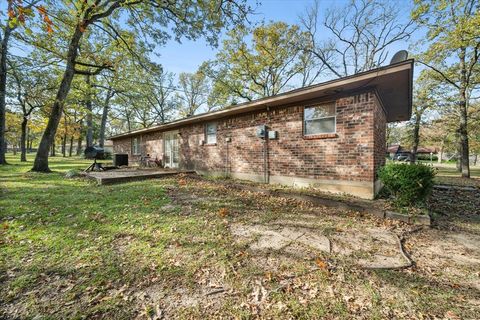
[159,179,480,319]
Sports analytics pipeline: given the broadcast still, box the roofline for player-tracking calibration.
[109,59,414,140]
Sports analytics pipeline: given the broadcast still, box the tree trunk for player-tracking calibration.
[50,142,56,157]
[456,142,462,172]
[76,130,83,156]
[411,116,421,164]
[438,140,444,164]
[126,110,132,131]
[458,48,470,178]
[62,133,67,157]
[69,135,74,157]
[458,95,470,177]
[20,117,28,162]
[98,88,113,148]
[26,134,30,154]
[32,26,84,172]
[85,74,94,148]
[26,124,30,153]
[62,114,67,157]
[0,25,12,165]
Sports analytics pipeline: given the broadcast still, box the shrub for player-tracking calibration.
[416,154,438,161]
[378,163,436,207]
[65,169,81,179]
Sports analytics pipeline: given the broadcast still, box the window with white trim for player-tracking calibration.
[304,103,336,135]
[132,137,140,155]
[205,123,217,144]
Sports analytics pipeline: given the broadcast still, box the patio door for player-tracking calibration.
[164,131,179,168]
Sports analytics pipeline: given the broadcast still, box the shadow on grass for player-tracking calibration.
[372,269,480,313]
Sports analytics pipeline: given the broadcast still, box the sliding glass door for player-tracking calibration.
[164,131,179,168]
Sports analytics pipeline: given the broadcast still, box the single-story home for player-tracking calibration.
[110,60,414,199]
[388,145,438,160]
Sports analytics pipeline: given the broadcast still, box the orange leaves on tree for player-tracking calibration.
[36,5,54,34]
[8,9,16,18]
[36,5,47,15]
[43,15,52,24]
[5,2,53,33]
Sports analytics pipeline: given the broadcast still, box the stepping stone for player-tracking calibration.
[231,224,330,253]
[331,227,410,269]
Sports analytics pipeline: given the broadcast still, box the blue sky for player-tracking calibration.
[155,0,416,75]
[1,0,417,77]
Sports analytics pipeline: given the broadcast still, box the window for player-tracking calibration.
[304,103,336,135]
[205,123,217,144]
[132,137,140,155]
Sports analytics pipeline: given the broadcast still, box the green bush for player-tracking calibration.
[416,154,438,161]
[65,169,81,179]
[378,163,436,207]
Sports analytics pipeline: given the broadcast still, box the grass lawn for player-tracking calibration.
[1,154,479,319]
[416,161,480,187]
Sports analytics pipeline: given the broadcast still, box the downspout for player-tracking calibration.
[225,136,231,178]
[225,140,228,178]
[264,106,270,184]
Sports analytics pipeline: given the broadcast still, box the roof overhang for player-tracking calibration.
[110,59,413,140]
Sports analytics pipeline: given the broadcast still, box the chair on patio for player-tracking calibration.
[140,154,160,168]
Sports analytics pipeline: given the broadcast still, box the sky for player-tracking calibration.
[154,0,417,76]
[1,0,419,79]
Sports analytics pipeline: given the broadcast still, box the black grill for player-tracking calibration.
[84,146,105,160]
[84,146,106,172]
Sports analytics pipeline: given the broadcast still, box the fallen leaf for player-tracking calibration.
[315,258,327,269]
[218,208,229,217]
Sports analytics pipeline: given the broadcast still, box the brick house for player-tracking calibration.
[110,60,413,199]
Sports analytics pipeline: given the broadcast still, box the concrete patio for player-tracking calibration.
[84,167,195,185]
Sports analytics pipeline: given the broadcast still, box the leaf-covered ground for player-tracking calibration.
[1,155,479,319]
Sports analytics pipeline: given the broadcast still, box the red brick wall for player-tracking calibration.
[112,90,387,184]
[178,90,384,182]
[112,130,163,163]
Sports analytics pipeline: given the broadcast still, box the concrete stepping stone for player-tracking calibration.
[231,224,410,269]
[231,224,330,253]
[330,227,410,269]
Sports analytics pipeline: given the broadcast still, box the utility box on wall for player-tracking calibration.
[268,131,278,140]
[256,125,267,138]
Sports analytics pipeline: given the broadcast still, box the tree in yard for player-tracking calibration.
[31,0,252,172]
[409,70,440,163]
[412,0,480,177]
[175,70,210,117]
[144,69,176,125]
[0,0,49,164]
[203,21,314,103]
[420,113,461,164]
[76,26,147,148]
[7,56,56,161]
[97,80,116,148]
[468,101,480,166]
[105,61,177,133]
[300,0,415,78]
[4,110,22,154]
